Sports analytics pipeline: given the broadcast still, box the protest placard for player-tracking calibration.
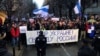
[19,26,27,33]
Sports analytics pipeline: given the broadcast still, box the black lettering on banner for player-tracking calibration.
[37,31,40,35]
[57,36,63,41]
[44,31,48,35]
[66,30,72,35]
[47,36,53,42]
[57,30,73,36]
[28,37,35,43]
[50,31,56,36]
[57,35,76,41]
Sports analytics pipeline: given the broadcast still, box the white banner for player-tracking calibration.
[26,29,79,45]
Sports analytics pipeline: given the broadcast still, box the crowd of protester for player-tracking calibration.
[0,14,100,56]
[27,15,100,39]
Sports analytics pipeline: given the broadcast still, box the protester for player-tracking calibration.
[5,23,11,43]
[0,18,6,46]
[19,22,27,46]
[35,21,40,30]
[78,39,96,56]
[0,18,12,56]
[88,23,96,39]
[10,22,20,48]
[0,18,6,40]
[0,25,6,40]
[93,32,100,56]
[95,21,100,33]
[35,31,47,56]
[80,21,86,40]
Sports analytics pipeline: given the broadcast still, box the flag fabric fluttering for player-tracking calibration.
[33,5,49,17]
[74,0,81,14]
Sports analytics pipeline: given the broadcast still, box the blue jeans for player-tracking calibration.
[12,37,19,47]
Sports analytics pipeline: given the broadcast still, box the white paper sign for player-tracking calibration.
[19,26,27,33]
[88,29,92,33]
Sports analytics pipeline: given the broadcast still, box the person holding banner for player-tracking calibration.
[35,31,47,56]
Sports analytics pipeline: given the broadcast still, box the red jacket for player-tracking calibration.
[10,27,20,38]
[85,23,91,32]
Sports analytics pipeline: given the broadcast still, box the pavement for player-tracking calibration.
[7,41,99,56]
[7,44,24,56]
[22,43,79,56]
[6,42,79,56]
[7,39,96,56]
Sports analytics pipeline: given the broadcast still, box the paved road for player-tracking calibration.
[22,43,79,56]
